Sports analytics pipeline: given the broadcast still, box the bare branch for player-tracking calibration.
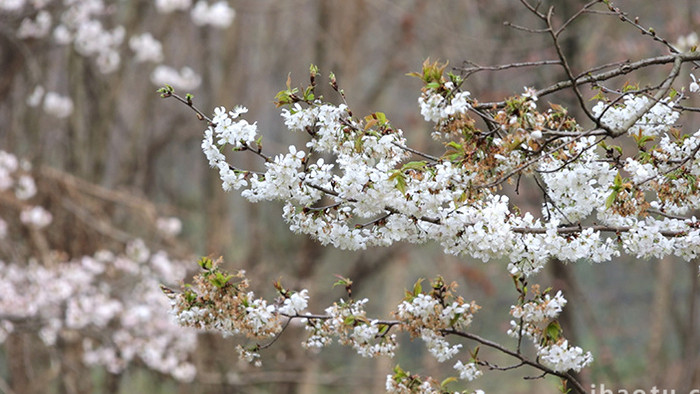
[475,52,700,111]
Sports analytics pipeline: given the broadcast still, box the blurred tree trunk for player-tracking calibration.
[647,256,673,384]
[6,333,29,394]
[682,259,699,390]
[58,338,92,394]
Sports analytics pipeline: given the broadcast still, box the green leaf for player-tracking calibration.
[354,135,364,153]
[198,256,213,270]
[303,85,315,101]
[440,377,457,388]
[412,278,424,296]
[332,275,352,289]
[622,81,640,93]
[605,190,618,209]
[613,172,623,188]
[446,141,462,150]
[447,72,463,85]
[669,87,678,100]
[588,92,606,101]
[210,271,234,288]
[388,170,407,194]
[392,364,408,380]
[402,161,427,171]
[274,87,300,107]
[184,290,197,303]
[470,346,480,360]
[364,112,388,130]
[545,321,562,342]
[309,64,319,76]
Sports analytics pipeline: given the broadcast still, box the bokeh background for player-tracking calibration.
[1,0,699,392]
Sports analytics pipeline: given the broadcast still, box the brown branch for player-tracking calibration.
[277,312,586,392]
[474,52,700,111]
[555,0,602,37]
[457,59,562,77]
[545,5,607,129]
[603,1,697,62]
[443,328,587,394]
[511,224,686,237]
[502,21,550,34]
[391,141,439,162]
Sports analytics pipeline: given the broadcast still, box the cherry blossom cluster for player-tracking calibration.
[156,0,235,28]
[623,129,700,216]
[171,261,536,388]
[169,259,398,362]
[592,95,679,138]
[169,261,594,390]
[393,278,482,382]
[170,258,286,340]
[180,56,700,281]
[385,364,484,394]
[507,283,593,373]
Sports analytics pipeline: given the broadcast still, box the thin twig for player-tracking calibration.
[555,0,601,37]
[443,328,587,394]
[457,59,562,76]
[391,142,439,162]
[474,52,700,110]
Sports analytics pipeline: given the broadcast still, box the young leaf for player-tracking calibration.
[412,278,424,296]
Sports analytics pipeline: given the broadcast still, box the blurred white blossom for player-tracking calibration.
[151,65,202,90]
[156,216,182,237]
[129,33,164,63]
[0,0,26,12]
[15,174,37,200]
[156,0,192,13]
[43,92,74,118]
[191,1,235,28]
[26,85,45,107]
[20,206,52,228]
[17,10,51,38]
